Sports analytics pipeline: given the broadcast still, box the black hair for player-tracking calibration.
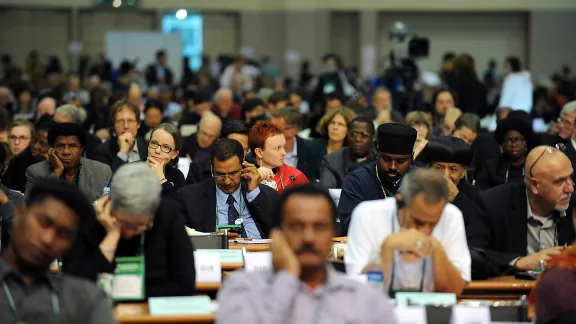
[27,178,92,226]
[48,122,87,147]
[271,183,337,229]
[35,114,54,133]
[442,52,456,62]
[144,99,165,114]
[268,92,288,106]
[241,98,265,116]
[431,88,459,108]
[156,50,166,59]
[506,56,522,73]
[222,120,249,137]
[349,116,375,135]
[210,138,245,167]
[0,107,11,131]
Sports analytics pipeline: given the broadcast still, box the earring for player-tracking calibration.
[259,159,263,167]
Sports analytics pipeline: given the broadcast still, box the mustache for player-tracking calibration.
[296,243,319,255]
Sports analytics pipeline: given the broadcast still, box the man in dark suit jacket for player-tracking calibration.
[468,146,575,278]
[93,100,147,173]
[319,116,375,189]
[145,50,174,87]
[178,139,277,238]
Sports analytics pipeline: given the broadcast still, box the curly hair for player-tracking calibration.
[248,120,283,152]
[315,107,357,136]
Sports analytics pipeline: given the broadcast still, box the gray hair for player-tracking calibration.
[56,104,87,124]
[399,169,449,207]
[561,101,576,116]
[110,162,162,216]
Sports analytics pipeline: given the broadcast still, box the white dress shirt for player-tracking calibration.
[498,71,533,112]
[345,198,471,292]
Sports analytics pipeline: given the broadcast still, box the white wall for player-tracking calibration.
[202,13,239,58]
[0,9,70,68]
[379,13,527,75]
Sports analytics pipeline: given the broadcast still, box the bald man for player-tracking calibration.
[180,112,222,161]
[468,145,575,278]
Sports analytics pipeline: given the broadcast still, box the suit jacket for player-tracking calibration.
[25,158,112,202]
[452,180,478,228]
[3,147,40,193]
[186,156,211,185]
[319,147,374,189]
[84,132,102,160]
[467,181,575,276]
[162,165,186,197]
[295,136,324,181]
[145,64,174,87]
[177,179,278,237]
[563,140,576,183]
[62,198,195,298]
[475,155,524,190]
[93,136,148,173]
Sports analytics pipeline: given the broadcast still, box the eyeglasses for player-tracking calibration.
[213,171,241,181]
[115,119,137,127]
[9,135,30,143]
[529,144,567,178]
[148,140,174,153]
[348,131,372,140]
[502,138,526,146]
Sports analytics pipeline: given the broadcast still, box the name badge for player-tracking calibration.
[450,305,491,324]
[244,251,272,272]
[395,306,427,324]
[112,256,146,301]
[194,252,222,283]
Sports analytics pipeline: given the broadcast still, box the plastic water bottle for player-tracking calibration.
[102,181,110,197]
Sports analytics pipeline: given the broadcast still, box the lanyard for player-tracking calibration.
[2,281,60,324]
[388,212,426,297]
[375,164,395,198]
[504,165,524,184]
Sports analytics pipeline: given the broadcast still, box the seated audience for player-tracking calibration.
[242,97,267,129]
[346,169,470,295]
[0,144,24,250]
[468,146,574,277]
[3,117,52,192]
[338,123,417,235]
[430,88,458,137]
[475,116,532,190]
[94,99,147,172]
[405,111,431,159]
[8,119,34,157]
[249,121,308,193]
[421,137,477,226]
[271,107,322,181]
[178,138,277,237]
[187,120,249,184]
[178,89,213,127]
[63,162,195,298]
[319,116,375,189]
[181,111,222,161]
[138,99,165,140]
[314,107,358,157]
[1,178,115,322]
[530,243,576,324]
[213,88,242,122]
[451,113,480,145]
[25,122,112,202]
[217,184,397,323]
[371,87,404,125]
[147,123,185,196]
[53,104,101,159]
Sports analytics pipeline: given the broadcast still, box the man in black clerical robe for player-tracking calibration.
[338,123,417,236]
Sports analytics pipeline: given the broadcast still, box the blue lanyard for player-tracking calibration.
[2,281,60,324]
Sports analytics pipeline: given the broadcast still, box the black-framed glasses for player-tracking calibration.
[529,144,566,178]
[213,171,242,181]
[148,140,174,153]
[348,131,372,140]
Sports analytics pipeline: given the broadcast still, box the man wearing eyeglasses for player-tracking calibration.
[94,99,148,173]
[177,138,278,237]
[319,116,375,189]
[24,122,112,202]
[468,145,575,278]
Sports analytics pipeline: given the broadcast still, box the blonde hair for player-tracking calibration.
[315,107,358,136]
[404,111,432,140]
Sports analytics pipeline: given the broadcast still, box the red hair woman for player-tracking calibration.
[248,121,308,193]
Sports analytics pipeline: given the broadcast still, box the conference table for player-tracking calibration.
[115,303,216,324]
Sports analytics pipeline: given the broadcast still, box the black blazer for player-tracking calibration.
[186,156,211,185]
[467,181,575,275]
[62,198,196,298]
[563,140,576,183]
[177,179,278,237]
[475,155,524,190]
[93,136,148,173]
[85,132,103,160]
[162,165,186,197]
[145,64,174,87]
[452,180,478,228]
[3,147,39,193]
[295,136,324,181]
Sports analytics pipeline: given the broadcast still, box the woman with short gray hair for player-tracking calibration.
[62,162,196,299]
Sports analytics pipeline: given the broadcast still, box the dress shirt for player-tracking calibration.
[284,137,298,168]
[526,194,562,254]
[216,266,397,324]
[0,259,115,324]
[346,198,471,290]
[498,71,533,112]
[116,140,141,163]
[216,185,262,239]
